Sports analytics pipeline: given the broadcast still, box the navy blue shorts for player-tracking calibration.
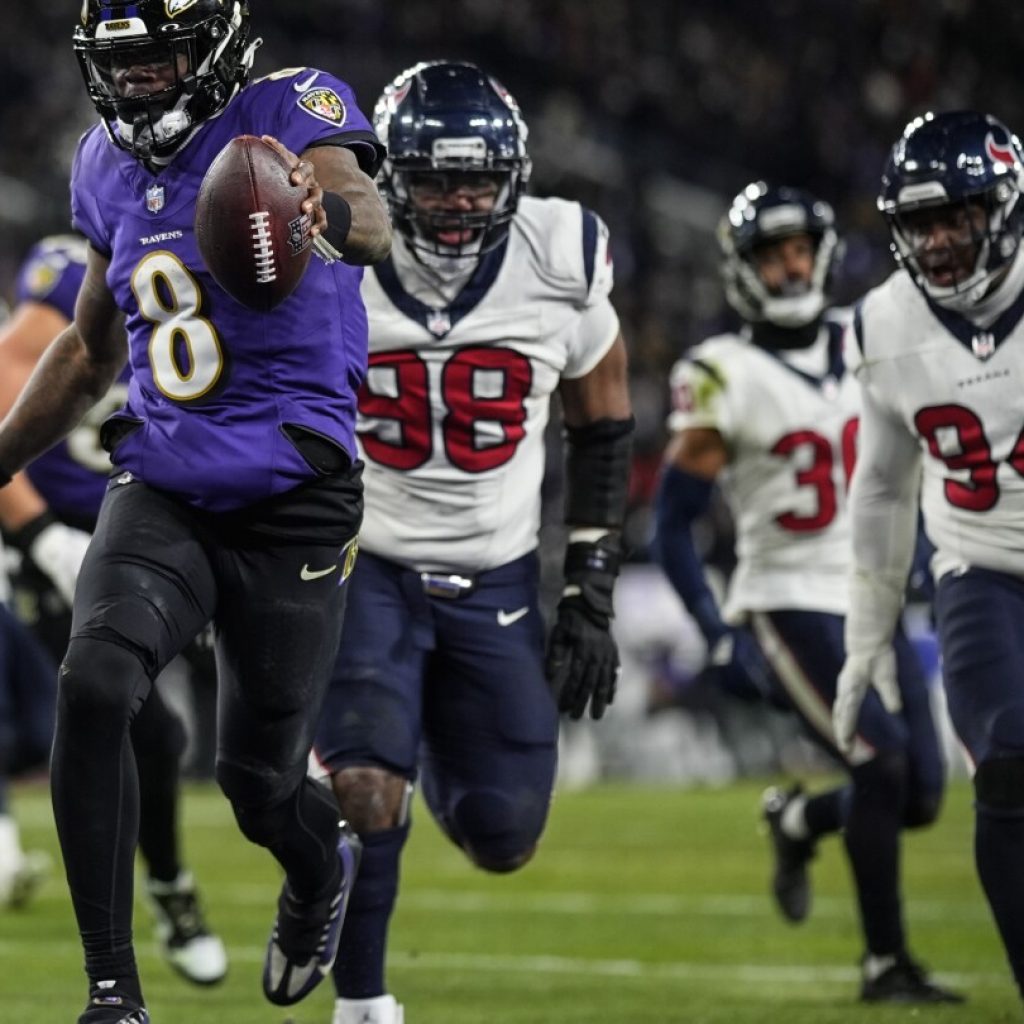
[0,605,56,775]
[752,608,945,798]
[934,566,1024,766]
[314,550,558,828]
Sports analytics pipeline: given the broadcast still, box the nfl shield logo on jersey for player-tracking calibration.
[972,331,996,360]
[145,184,165,214]
[427,310,452,337]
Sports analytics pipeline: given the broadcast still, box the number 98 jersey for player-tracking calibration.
[851,270,1024,581]
[668,314,859,618]
[356,196,618,573]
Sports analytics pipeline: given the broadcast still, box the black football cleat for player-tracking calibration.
[761,785,816,923]
[262,822,362,1006]
[861,950,965,1003]
[146,871,228,986]
[77,984,150,1024]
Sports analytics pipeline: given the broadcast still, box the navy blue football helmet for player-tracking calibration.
[373,61,532,261]
[74,0,257,160]
[878,111,1024,308]
[718,182,840,327]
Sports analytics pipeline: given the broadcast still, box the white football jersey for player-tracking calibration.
[357,196,619,572]
[851,270,1024,581]
[669,314,858,618]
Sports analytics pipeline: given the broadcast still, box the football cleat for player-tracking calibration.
[333,993,405,1024]
[262,822,362,1006]
[146,871,227,986]
[78,983,150,1024]
[1,849,52,909]
[761,785,816,923]
[861,951,965,1004]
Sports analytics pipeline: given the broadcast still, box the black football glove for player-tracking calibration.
[545,535,621,720]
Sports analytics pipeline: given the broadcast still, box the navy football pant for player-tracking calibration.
[935,567,1024,997]
[0,605,56,810]
[752,609,945,955]
[315,550,559,999]
[51,469,361,987]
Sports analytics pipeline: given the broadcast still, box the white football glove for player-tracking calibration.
[833,646,902,757]
[28,520,92,607]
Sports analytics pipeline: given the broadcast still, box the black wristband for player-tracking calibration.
[564,416,635,529]
[7,509,56,552]
[0,464,10,488]
[321,191,353,252]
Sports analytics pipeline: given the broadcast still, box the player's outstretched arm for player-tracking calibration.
[547,333,633,720]
[262,136,391,266]
[0,248,125,487]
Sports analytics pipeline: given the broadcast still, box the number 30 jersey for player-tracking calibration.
[356,196,619,573]
[850,270,1024,581]
[668,315,858,618]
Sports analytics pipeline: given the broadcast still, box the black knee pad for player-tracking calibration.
[59,636,151,725]
[850,749,909,799]
[975,757,1024,819]
[449,790,544,873]
[216,756,309,846]
[903,790,942,830]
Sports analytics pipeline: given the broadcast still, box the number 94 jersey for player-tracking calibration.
[668,314,859,618]
[851,270,1024,581]
[357,196,618,573]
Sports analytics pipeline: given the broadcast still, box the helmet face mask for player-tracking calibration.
[878,110,1024,310]
[373,61,532,266]
[74,0,255,160]
[718,182,840,329]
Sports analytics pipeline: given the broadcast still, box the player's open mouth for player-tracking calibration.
[436,228,474,245]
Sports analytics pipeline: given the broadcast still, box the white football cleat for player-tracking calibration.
[146,871,228,985]
[333,994,405,1024]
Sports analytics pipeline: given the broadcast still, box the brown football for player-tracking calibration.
[194,135,313,311]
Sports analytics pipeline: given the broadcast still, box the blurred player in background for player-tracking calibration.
[835,110,1024,1003]
[313,61,632,1024]
[0,0,391,1020]
[653,182,960,1002]
[0,234,226,982]
[0,495,55,910]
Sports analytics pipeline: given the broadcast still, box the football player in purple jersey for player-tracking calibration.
[0,234,227,982]
[312,62,632,1024]
[0,1,390,1021]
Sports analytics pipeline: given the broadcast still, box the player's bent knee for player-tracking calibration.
[331,765,410,834]
[975,756,1024,819]
[451,790,545,873]
[216,756,307,845]
[850,748,908,795]
[903,790,942,829]
[59,636,150,723]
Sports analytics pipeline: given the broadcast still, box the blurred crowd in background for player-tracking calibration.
[0,0,1012,780]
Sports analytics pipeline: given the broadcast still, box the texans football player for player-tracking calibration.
[653,183,959,1002]
[312,61,633,1024]
[0,234,226,983]
[0,1,390,1021]
[835,110,1024,1004]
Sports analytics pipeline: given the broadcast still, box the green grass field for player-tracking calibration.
[0,776,1017,1023]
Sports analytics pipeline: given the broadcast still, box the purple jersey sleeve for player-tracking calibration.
[70,130,113,256]
[14,236,88,320]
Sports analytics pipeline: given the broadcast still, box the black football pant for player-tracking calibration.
[50,466,362,987]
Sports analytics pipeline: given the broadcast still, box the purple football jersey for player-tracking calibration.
[15,235,129,525]
[70,68,381,512]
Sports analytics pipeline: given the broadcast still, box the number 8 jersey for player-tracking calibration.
[668,313,859,618]
[849,269,1024,582]
[356,195,618,573]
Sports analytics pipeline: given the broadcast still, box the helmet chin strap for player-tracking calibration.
[117,105,192,160]
[760,290,826,328]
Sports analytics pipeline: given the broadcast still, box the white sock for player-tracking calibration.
[0,815,24,863]
[334,994,402,1024]
[780,794,810,840]
[863,953,897,980]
